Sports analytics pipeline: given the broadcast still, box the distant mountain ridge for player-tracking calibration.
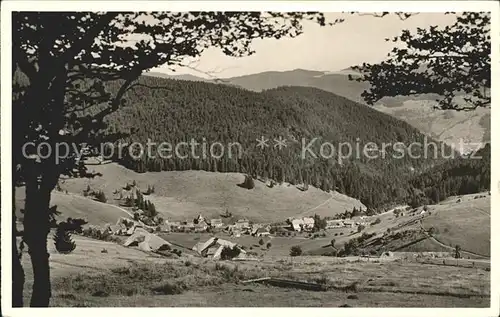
[145,69,490,153]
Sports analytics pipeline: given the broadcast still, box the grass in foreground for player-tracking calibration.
[50,257,490,307]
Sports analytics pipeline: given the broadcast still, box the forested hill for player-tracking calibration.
[408,143,490,207]
[100,75,452,210]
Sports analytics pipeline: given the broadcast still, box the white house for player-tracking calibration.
[234,218,250,229]
[291,219,304,232]
[302,217,315,230]
[210,218,224,228]
[343,220,355,228]
[326,219,344,229]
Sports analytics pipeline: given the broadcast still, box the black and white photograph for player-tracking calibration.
[1,1,498,315]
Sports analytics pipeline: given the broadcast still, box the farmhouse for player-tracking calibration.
[194,222,208,232]
[181,221,195,231]
[343,220,355,228]
[351,216,368,226]
[193,237,246,260]
[302,217,315,230]
[210,218,224,228]
[291,219,304,232]
[115,217,144,235]
[194,214,206,224]
[123,228,172,252]
[326,219,344,229]
[234,218,250,229]
[167,221,181,230]
[250,224,261,235]
[255,227,271,237]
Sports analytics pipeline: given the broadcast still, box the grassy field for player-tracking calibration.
[421,194,490,256]
[45,247,489,307]
[15,188,130,226]
[19,228,490,307]
[57,163,365,222]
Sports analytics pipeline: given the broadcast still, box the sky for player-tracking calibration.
[150,12,457,79]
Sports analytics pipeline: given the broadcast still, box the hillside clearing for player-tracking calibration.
[421,195,490,256]
[58,163,365,222]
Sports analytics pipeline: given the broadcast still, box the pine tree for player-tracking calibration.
[53,227,76,254]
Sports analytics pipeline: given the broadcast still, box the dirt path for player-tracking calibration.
[418,221,489,259]
[301,191,334,215]
[473,206,490,217]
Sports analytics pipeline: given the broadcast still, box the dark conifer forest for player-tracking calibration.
[408,143,490,206]
[15,73,490,210]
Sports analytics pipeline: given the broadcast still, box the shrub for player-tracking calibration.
[94,190,107,203]
[266,242,272,249]
[144,185,155,195]
[339,232,344,236]
[150,282,184,295]
[123,182,132,190]
[290,245,302,257]
[238,174,255,190]
[83,185,91,197]
[258,238,264,246]
[357,225,365,233]
[53,227,77,254]
[371,218,381,226]
[220,246,241,260]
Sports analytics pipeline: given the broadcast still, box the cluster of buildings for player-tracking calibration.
[288,217,315,232]
[287,215,371,232]
[164,215,216,233]
[163,214,271,237]
[325,216,370,229]
[159,212,375,236]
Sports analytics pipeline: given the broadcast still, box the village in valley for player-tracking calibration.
[76,178,440,261]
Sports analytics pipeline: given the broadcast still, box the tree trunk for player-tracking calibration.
[23,168,54,307]
[12,185,25,307]
[27,238,51,307]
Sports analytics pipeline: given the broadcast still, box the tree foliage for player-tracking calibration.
[409,143,490,204]
[52,217,88,254]
[350,12,491,111]
[220,246,241,260]
[77,76,458,210]
[290,245,303,257]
